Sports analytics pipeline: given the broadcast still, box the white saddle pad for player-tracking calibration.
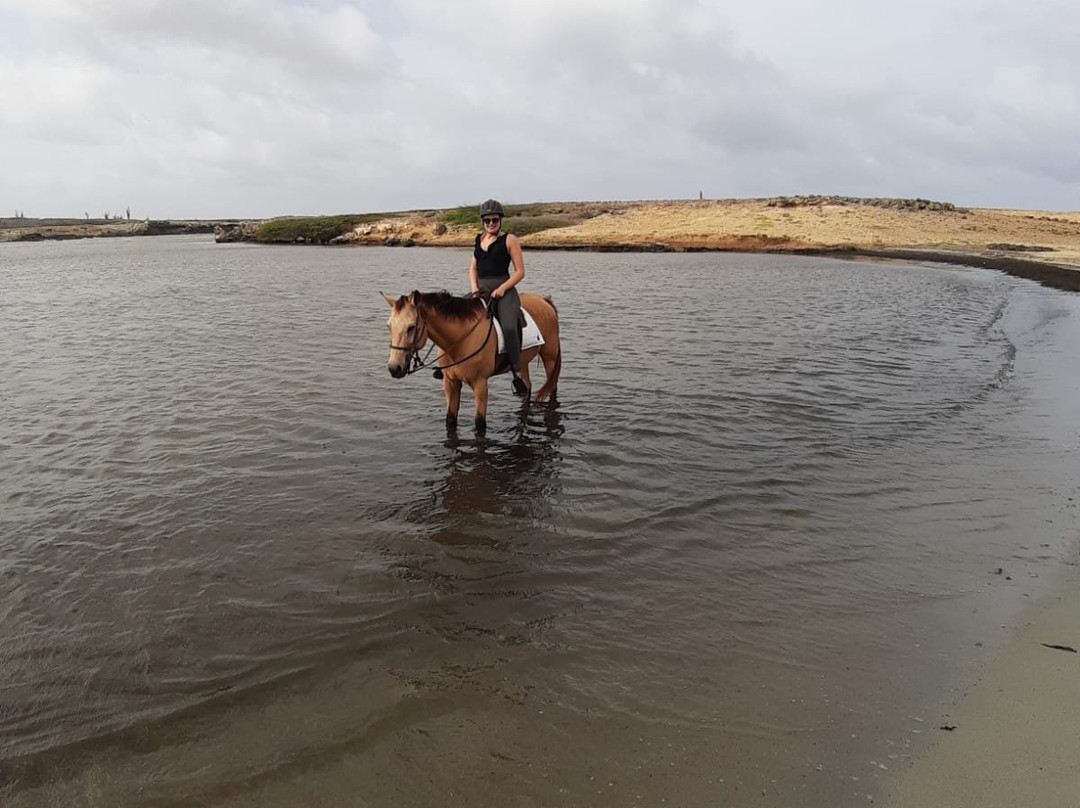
[495,306,545,354]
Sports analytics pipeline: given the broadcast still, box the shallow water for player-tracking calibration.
[2,236,1079,806]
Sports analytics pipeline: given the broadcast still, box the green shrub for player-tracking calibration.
[439,206,480,227]
[440,202,550,228]
[255,213,392,244]
[503,216,576,236]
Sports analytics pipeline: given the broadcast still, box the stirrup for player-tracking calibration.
[512,374,529,397]
[433,368,444,379]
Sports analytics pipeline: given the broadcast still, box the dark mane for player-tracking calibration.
[414,290,485,321]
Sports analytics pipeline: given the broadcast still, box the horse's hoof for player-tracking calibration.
[474,416,487,433]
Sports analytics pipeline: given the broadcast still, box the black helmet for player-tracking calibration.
[479,199,504,218]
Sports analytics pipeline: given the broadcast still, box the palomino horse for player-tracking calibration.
[384,290,561,432]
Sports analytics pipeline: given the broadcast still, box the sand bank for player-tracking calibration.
[885,546,1080,807]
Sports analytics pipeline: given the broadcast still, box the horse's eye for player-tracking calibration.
[406,324,416,333]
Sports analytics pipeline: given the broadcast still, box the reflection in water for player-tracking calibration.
[384,401,566,644]
[434,400,565,539]
[378,401,567,652]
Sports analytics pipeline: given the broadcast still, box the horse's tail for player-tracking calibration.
[534,296,561,402]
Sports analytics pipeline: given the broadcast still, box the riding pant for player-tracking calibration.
[477,277,522,374]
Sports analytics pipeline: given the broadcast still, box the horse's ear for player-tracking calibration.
[409,290,421,305]
[382,292,397,308]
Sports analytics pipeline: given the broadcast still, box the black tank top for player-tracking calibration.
[474,233,512,278]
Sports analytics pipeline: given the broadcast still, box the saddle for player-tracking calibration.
[432,296,528,381]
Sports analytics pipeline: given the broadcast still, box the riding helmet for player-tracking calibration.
[479,199,504,218]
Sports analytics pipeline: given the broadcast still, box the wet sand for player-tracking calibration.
[885,547,1080,807]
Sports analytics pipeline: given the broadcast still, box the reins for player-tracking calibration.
[391,299,495,377]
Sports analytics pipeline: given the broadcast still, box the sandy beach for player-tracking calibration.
[885,547,1080,807]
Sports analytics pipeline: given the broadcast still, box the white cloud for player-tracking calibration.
[1,0,1078,217]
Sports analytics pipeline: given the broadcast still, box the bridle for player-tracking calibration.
[389,311,433,375]
[390,301,496,377]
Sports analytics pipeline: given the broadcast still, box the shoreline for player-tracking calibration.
[0,219,219,242]
[5,197,1080,292]
[885,544,1080,807]
[820,247,1080,293]
[522,242,1080,293]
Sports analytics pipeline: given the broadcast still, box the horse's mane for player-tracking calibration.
[411,290,484,321]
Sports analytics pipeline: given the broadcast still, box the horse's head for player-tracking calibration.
[384,291,428,378]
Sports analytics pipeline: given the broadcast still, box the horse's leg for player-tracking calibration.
[472,377,489,433]
[535,341,561,403]
[517,356,533,403]
[443,376,462,431]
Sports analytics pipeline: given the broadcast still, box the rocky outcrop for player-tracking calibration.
[335,220,439,246]
[214,221,261,242]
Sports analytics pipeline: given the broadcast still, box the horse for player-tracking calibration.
[384,290,561,432]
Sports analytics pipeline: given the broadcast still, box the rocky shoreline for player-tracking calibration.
[0,218,222,242]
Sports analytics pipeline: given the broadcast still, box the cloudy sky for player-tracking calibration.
[1,0,1078,219]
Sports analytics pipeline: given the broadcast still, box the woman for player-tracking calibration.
[469,198,529,396]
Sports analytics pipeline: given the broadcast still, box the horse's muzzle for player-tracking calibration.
[388,364,407,379]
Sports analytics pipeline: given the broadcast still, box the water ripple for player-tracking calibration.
[3,239,1080,806]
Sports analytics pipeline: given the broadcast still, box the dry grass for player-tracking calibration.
[326,198,1080,269]
[520,200,1080,267]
